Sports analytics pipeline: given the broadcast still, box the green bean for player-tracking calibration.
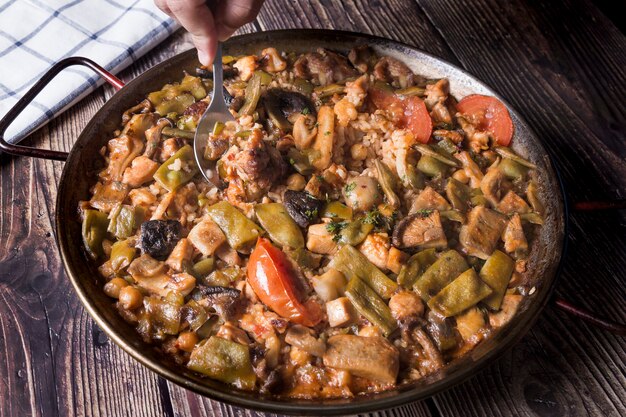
[414,250,469,302]
[313,83,345,99]
[330,245,398,299]
[143,296,181,335]
[375,160,401,208]
[520,212,544,225]
[82,209,109,259]
[337,219,373,246]
[345,277,397,336]
[414,143,459,167]
[206,201,263,252]
[397,248,437,288]
[494,146,537,169]
[188,336,256,390]
[321,201,353,220]
[498,158,529,180]
[212,121,225,136]
[162,126,195,139]
[479,250,515,310]
[436,138,459,155]
[153,145,198,191]
[255,203,304,249]
[294,77,314,95]
[287,147,316,175]
[107,205,136,239]
[417,155,449,177]
[427,268,493,317]
[190,258,215,279]
[238,71,263,116]
[395,85,426,98]
[110,239,136,272]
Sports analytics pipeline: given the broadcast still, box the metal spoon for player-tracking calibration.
[194,42,235,183]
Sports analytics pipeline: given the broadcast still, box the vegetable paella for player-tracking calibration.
[82,45,544,398]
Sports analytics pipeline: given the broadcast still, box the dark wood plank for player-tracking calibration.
[1,1,625,417]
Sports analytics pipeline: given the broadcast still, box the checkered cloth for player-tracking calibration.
[0,0,179,144]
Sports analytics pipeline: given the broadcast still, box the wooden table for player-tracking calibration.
[1,1,624,416]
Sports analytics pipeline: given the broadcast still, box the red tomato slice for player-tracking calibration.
[247,238,322,326]
[403,96,432,144]
[456,94,514,146]
[369,87,432,143]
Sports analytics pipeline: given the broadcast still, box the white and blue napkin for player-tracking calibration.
[0,0,179,144]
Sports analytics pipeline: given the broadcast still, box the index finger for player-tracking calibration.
[165,0,218,65]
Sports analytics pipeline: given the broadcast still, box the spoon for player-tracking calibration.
[194,42,235,184]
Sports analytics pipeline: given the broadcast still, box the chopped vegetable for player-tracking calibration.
[498,158,529,180]
[321,201,353,220]
[139,220,183,260]
[283,190,323,228]
[82,209,109,259]
[414,250,469,302]
[330,245,398,299]
[397,248,437,288]
[456,95,514,146]
[188,336,256,390]
[414,143,459,167]
[107,205,138,239]
[374,160,401,208]
[446,178,471,212]
[247,238,322,326]
[345,277,397,336]
[206,201,263,252]
[417,155,449,177]
[238,70,263,116]
[479,250,515,310]
[336,218,374,246]
[494,146,536,169]
[190,258,215,279]
[427,268,493,317]
[153,145,198,191]
[392,210,447,250]
[110,239,136,272]
[255,203,305,249]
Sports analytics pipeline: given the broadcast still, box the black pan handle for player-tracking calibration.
[0,57,125,161]
[554,199,626,336]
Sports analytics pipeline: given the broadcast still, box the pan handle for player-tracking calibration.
[553,199,626,336]
[0,57,125,161]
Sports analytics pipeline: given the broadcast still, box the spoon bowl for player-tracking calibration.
[194,42,235,184]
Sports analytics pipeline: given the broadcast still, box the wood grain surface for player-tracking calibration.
[1,1,624,416]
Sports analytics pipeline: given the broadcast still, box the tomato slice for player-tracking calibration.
[369,87,432,143]
[247,238,322,326]
[456,94,514,146]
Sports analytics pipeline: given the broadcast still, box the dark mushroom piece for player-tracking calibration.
[139,219,183,260]
[191,285,242,321]
[283,190,324,228]
[196,65,238,80]
[263,89,317,132]
[392,210,448,250]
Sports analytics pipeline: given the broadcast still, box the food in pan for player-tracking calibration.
[82,45,544,398]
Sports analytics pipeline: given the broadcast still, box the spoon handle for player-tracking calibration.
[211,42,226,105]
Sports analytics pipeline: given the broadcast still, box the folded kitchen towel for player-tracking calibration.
[0,0,179,144]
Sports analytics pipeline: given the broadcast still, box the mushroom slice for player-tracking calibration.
[409,186,451,214]
[392,210,447,250]
[459,206,508,259]
[263,88,316,132]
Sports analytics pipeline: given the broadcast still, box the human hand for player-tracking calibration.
[155,0,264,66]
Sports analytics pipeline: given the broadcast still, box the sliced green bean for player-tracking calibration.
[397,248,437,288]
[255,203,304,249]
[414,250,469,302]
[345,277,397,336]
[479,250,515,310]
[207,201,263,252]
[330,245,398,299]
[427,268,493,317]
